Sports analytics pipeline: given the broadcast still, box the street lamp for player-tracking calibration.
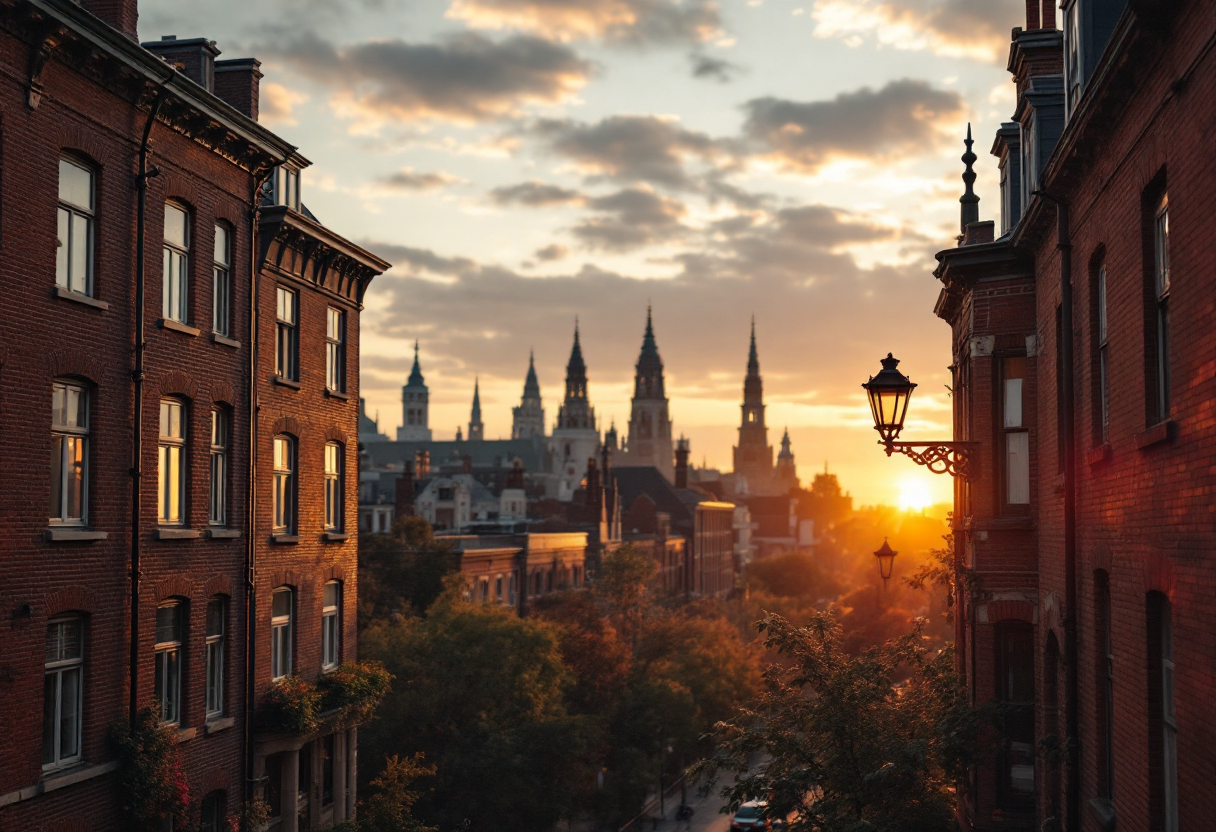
[862,353,978,478]
[874,538,897,583]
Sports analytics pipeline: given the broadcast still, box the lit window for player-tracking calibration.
[1153,195,1170,422]
[321,582,340,670]
[205,598,225,718]
[273,435,295,533]
[42,617,83,769]
[326,307,345,392]
[155,602,184,724]
[213,225,231,337]
[158,399,186,525]
[57,157,95,296]
[324,442,342,531]
[210,409,228,526]
[163,203,190,323]
[275,286,298,381]
[270,588,293,680]
[50,381,89,525]
[1002,357,1030,506]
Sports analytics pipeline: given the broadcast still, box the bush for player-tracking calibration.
[112,706,191,832]
[256,675,320,734]
[317,660,393,726]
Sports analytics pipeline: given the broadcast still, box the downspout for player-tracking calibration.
[130,81,170,730]
[1037,191,1078,832]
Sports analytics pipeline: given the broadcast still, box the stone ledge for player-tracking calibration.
[0,760,120,808]
[45,528,108,542]
[53,285,109,311]
[158,318,201,337]
[205,716,236,735]
[323,532,349,542]
[273,375,302,390]
[325,388,350,401]
[270,534,300,545]
[211,332,241,349]
[176,727,198,743]
[1135,420,1175,450]
[1086,443,1112,466]
[207,528,241,539]
[156,528,202,540]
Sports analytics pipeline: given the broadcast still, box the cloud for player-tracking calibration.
[571,187,689,251]
[490,180,586,206]
[535,243,570,261]
[379,168,462,191]
[741,79,966,173]
[268,31,592,124]
[447,0,722,46]
[689,51,741,82]
[811,0,1022,63]
[533,114,722,188]
[259,82,307,126]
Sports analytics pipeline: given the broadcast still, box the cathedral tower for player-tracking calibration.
[622,307,674,480]
[511,351,546,439]
[551,322,601,501]
[468,378,484,441]
[775,428,799,491]
[732,319,774,492]
[397,341,432,441]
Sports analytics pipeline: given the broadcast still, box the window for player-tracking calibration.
[324,442,343,531]
[273,436,295,533]
[326,307,346,392]
[1022,114,1038,209]
[57,157,95,296]
[1064,1,1082,116]
[51,381,89,525]
[321,582,340,670]
[163,203,190,323]
[213,224,231,337]
[995,622,1036,807]
[320,734,336,806]
[1153,194,1170,422]
[43,617,83,769]
[270,588,293,680]
[1095,572,1114,800]
[275,286,298,381]
[495,575,503,602]
[158,399,186,525]
[210,408,228,526]
[1148,592,1177,832]
[155,602,184,724]
[1096,264,1110,443]
[200,792,225,832]
[205,598,225,718]
[1002,357,1030,506]
[269,166,301,211]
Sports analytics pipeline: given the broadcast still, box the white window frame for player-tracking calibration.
[205,598,225,718]
[50,380,89,526]
[57,157,95,296]
[1097,265,1109,442]
[275,286,298,381]
[163,202,190,323]
[154,602,184,725]
[213,224,231,337]
[272,166,301,211]
[1064,0,1083,117]
[324,442,343,532]
[1022,114,1038,210]
[1154,195,1171,422]
[321,581,340,671]
[271,588,293,680]
[1003,358,1030,506]
[158,399,187,526]
[326,307,345,392]
[210,408,228,527]
[43,616,84,770]
[273,435,295,533]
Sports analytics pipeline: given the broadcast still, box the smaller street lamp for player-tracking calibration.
[874,538,897,583]
[862,353,978,479]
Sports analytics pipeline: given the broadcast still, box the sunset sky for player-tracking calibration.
[146,0,1022,505]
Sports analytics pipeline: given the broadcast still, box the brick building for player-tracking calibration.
[934,2,1216,830]
[0,1,385,830]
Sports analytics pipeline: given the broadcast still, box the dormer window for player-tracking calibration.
[267,166,301,212]
[1064,1,1082,116]
[1022,114,1039,209]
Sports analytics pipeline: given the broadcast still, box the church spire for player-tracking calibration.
[634,305,664,400]
[747,316,760,377]
[523,350,541,400]
[468,378,484,441]
[565,320,587,400]
[408,340,425,386]
[960,123,979,234]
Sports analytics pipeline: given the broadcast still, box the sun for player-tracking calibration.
[897,475,935,512]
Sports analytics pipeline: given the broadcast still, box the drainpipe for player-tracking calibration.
[1036,190,1078,832]
[130,81,170,730]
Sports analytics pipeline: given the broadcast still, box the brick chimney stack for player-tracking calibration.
[80,0,138,39]
[143,36,222,92]
[215,58,263,120]
[674,437,690,489]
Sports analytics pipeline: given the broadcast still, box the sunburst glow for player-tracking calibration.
[897,474,935,512]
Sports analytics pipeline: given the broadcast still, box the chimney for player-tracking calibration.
[1040,0,1056,29]
[214,58,262,120]
[142,36,221,92]
[507,460,525,490]
[395,463,415,521]
[80,0,139,40]
[674,437,690,489]
[1024,0,1040,29]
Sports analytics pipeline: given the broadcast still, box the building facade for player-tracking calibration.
[934,2,1216,830]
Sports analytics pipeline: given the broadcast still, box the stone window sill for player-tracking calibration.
[211,332,241,349]
[53,286,109,311]
[207,527,241,539]
[270,534,299,545]
[45,528,108,542]
[157,528,202,540]
[0,760,120,808]
[205,716,235,735]
[176,727,198,743]
[1086,443,1112,466]
[323,531,349,542]
[325,388,350,401]
[159,318,201,337]
[273,375,301,390]
[1136,420,1176,450]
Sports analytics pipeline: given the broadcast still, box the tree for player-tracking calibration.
[359,516,460,623]
[697,611,987,832]
[361,753,437,832]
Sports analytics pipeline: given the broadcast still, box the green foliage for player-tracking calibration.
[362,753,438,832]
[317,660,393,727]
[747,550,841,601]
[697,610,989,832]
[359,516,461,624]
[112,706,191,832]
[255,675,321,734]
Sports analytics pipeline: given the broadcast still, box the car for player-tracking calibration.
[730,800,771,831]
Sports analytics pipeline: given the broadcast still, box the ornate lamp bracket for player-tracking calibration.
[882,440,979,479]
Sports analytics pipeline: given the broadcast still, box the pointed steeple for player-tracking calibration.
[408,340,425,386]
[747,316,760,377]
[634,305,664,400]
[471,378,482,419]
[565,320,587,399]
[512,350,546,440]
[960,123,980,234]
[523,350,541,400]
[468,377,484,441]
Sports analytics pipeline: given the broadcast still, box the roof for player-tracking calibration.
[365,437,550,473]
[613,467,730,532]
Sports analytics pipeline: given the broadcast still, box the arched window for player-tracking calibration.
[270,587,293,680]
[272,435,296,534]
[155,600,185,724]
[321,581,341,670]
[324,442,343,532]
[163,202,190,323]
[200,791,226,832]
[57,156,95,296]
[158,398,187,526]
[43,615,84,769]
[50,380,89,526]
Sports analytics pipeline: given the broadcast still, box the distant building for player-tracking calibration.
[511,352,546,439]
[467,378,484,442]
[360,397,390,444]
[397,342,432,441]
[551,323,601,501]
[620,308,675,481]
[444,533,589,615]
[731,321,795,496]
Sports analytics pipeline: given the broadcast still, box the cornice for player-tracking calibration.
[259,206,389,307]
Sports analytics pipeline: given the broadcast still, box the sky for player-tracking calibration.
[145,0,1023,506]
